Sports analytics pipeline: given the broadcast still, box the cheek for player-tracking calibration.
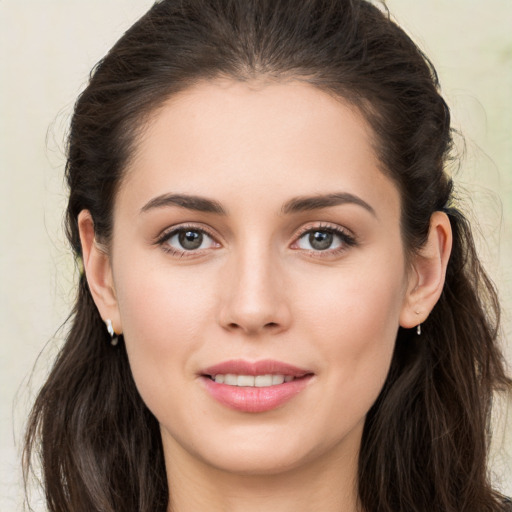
[295,277,400,441]
[294,253,406,394]
[116,257,214,335]
[112,261,215,403]
[297,257,405,341]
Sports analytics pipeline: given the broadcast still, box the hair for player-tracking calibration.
[24,1,511,511]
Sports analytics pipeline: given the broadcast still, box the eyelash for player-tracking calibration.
[154,223,357,258]
[292,223,357,258]
[155,224,220,257]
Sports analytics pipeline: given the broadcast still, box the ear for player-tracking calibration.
[400,211,452,329]
[78,210,122,334]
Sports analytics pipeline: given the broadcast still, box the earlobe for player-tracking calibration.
[400,211,452,329]
[78,210,122,332]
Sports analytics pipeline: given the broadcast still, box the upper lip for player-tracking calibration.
[201,359,313,377]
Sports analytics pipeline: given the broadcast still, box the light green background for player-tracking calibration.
[1,1,511,509]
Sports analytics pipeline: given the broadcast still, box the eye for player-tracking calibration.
[159,227,218,254]
[294,226,356,253]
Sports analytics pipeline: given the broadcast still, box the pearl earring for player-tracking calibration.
[416,324,422,336]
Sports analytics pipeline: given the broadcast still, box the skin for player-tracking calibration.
[79,80,452,512]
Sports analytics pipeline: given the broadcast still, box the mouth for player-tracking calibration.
[204,373,307,387]
[200,360,314,413]
[201,359,313,385]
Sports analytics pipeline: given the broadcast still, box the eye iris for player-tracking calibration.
[178,230,203,250]
[309,231,333,250]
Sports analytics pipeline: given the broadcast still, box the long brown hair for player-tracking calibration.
[24,1,511,511]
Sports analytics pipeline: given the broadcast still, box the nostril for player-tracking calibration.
[225,321,280,332]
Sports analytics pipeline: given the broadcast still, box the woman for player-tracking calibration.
[24,0,511,511]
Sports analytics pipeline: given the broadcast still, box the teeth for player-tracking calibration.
[213,374,295,387]
[224,374,238,385]
[237,375,255,387]
[271,375,284,385]
[256,375,274,387]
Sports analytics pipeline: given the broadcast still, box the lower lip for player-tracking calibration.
[201,376,313,413]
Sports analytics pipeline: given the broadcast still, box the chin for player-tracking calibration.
[175,419,358,478]
[200,443,313,476]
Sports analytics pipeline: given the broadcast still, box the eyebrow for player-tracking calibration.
[140,191,375,217]
[282,192,376,217]
[140,193,227,215]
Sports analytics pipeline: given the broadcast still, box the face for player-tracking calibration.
[108,80,411,477]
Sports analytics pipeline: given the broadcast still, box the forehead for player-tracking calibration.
[118,79,400,221]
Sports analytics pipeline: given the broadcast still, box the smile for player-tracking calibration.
[209,374,295,386]
[200,360,314,413]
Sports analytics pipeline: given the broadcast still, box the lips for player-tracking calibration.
[200,359,314,413]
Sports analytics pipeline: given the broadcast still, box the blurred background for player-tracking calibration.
[1,0,511,509]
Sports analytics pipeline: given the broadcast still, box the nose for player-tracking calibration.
[217,247,292,336]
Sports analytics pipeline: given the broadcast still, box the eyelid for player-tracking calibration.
[290,222,357,254]
[152,221,356,258]
[293,222,355,240]
[154,223,221,254]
